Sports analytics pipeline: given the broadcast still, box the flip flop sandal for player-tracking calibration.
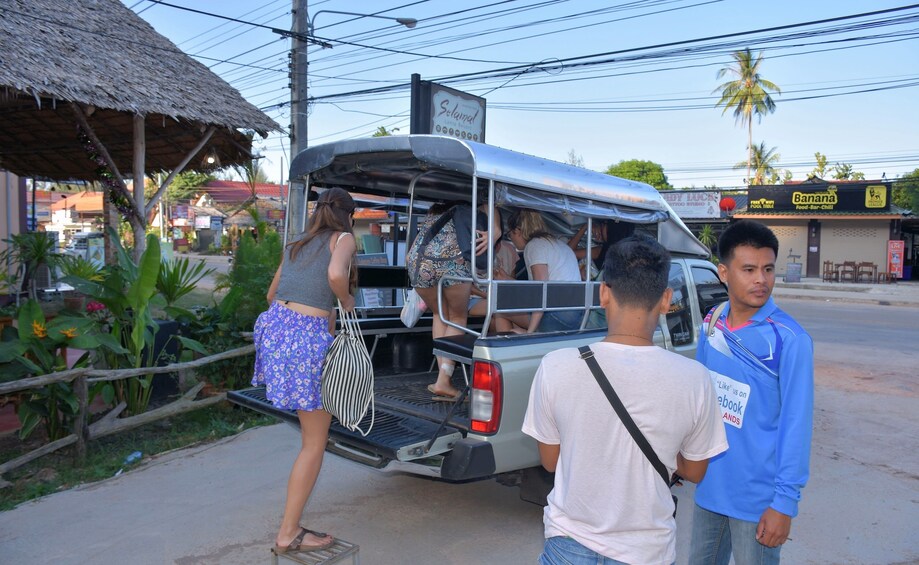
[272,527,335,554]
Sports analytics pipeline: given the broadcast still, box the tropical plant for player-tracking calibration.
[735,142,781,185]
[0,300,125,440]
[831,162,866,181]
[63,229,206,415]
[0,232,61,301]
[58,255,105,282]
[695,224,718,263]
[233,157,269,209]
[156,257,215,309]
[372,126,397,137]
[215,212,282,331]
[811,152,829,179]
[605,159,673,190]
[183,305,254,391]
[714,48,781,185]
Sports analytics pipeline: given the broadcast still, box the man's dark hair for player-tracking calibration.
[717,220,779,263]
[602,234,671,311]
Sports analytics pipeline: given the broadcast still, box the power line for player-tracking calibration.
[302,3,919,104]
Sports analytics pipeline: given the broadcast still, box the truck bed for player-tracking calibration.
[228,369,470,468]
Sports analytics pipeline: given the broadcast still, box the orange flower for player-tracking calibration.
[59,327,78,339]
[31,320,47,338]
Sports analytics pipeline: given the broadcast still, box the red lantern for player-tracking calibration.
[719,197,736,212]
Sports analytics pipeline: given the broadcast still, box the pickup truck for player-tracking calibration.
[229,135,726,504]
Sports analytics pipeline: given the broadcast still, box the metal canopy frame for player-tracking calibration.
[287,135,709,258]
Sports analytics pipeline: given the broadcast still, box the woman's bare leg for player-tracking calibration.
[276,409,334,548]
[495,312,530,333]
[428,283,472,396]
[414,286,449,386]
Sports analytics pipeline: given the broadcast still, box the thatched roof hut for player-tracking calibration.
[0,0,279,181]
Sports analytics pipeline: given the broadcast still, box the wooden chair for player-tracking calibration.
[856,262,876,283]
[839,261,857,283]
[822,260,837,282]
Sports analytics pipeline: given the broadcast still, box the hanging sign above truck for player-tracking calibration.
[410,73,486,142]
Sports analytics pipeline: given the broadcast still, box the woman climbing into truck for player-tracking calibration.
[252,187,357,555]
[407,201,500,401]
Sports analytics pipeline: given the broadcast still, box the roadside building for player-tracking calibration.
[734,179,910,281]
[47,191,105,243]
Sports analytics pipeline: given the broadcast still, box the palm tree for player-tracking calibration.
[233,158,269,207]
[734,142,781,185]
[714,49,781,184]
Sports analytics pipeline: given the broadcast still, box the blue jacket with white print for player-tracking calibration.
[694,297,814,522]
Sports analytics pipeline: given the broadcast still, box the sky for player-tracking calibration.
[124,0,919,189]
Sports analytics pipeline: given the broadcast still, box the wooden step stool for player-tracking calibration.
[271,539,360,565]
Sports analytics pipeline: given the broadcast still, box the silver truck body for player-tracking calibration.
[230,135,724,502]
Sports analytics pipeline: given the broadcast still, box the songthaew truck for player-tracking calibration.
[229,135,726,504]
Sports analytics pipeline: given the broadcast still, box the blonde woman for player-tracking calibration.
[498,209,581,333]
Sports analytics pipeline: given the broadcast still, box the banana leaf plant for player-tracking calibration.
[0,299,126,440]
[62,229,206,415]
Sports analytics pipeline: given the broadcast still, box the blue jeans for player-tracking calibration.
[538,310,584,332]
[689,504,782,565]
[539,537,631,565]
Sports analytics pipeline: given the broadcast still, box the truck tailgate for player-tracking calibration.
[229,374,467,467]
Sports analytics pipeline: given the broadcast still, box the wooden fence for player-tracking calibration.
[0,344,255,481]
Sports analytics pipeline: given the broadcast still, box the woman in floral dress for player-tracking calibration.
[252,187,356,554]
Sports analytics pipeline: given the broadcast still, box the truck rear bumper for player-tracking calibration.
[364,437,496,482]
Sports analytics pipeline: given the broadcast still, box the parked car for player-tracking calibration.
[63,232,103,260]
[229,135,725,504]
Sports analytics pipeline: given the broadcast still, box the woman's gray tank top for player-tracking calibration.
[275,232,336,310]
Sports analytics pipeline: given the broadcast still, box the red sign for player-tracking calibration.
[887,240,905,279]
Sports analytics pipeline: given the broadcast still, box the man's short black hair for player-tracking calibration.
[717,220,779,263]
[602,234,671,311]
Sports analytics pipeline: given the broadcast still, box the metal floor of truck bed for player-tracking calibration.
[229,370,470,465]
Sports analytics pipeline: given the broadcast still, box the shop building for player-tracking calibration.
[734,180,910,280]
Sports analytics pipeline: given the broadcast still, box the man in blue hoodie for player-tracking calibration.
[689,220,814,565]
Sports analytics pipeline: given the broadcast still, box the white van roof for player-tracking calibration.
[289,135,709,257]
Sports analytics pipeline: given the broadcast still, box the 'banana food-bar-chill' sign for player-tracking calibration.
[748,182,890,212]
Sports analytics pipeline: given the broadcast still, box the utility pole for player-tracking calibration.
[290,0,309,160]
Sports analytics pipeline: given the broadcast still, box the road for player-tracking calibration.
[0,300,915,564]
[778,298,917,397]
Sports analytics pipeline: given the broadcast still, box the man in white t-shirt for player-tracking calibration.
[523,235,728,565]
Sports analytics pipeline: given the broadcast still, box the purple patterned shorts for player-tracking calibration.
[252,302,334,412]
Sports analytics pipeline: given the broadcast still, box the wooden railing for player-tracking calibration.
[0,344,255,481]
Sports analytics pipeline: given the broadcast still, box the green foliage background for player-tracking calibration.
[892,168,919,212]
[606,159,673,190]
[218,227,282,330]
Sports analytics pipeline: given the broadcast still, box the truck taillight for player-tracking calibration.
[470,360,502,434]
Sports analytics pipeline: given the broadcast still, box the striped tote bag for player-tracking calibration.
[321,301,374,436]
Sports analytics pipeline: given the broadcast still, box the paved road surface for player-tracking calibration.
[0,298,916,564]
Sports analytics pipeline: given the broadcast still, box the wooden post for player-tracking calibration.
[133,113,147,260]
[73,375,89,464]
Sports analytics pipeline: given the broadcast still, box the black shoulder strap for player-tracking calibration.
[417,207,456,250]
[578,345,670,487]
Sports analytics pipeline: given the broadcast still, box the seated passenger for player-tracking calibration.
[568,219,636,280]
[496,209,582,333]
